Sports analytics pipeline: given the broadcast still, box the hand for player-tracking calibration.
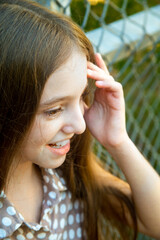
[84,53,128,150]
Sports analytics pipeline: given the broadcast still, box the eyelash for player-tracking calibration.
[44,90,90,117]
[45,107,63,117]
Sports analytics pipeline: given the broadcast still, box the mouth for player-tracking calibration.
[48,139,69,149]
[46,139,70,156]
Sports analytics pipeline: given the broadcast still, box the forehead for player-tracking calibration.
[40,50,87,104]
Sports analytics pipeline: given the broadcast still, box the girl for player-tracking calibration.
[0,0,160,239]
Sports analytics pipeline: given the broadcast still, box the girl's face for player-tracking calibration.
[19,50,88,169]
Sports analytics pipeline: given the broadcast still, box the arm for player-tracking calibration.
[108,138,160,238]
[85,54,160,238]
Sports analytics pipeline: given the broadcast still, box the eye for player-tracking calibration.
[44,106,63,117]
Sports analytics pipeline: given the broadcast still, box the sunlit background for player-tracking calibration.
[88,0,105,5]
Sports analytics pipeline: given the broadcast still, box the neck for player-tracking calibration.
[6,161,41,200]
[6,161,43,223]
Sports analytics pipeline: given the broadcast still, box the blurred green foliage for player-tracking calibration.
[70,0,159,32]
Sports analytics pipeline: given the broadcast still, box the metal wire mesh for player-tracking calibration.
[35,1,160,239]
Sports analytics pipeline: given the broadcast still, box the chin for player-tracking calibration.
[36,154,67,169]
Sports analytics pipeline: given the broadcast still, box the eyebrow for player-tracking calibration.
[40,81,88,108]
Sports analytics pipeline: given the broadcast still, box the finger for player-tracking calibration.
[87,61,102,72]
[87,69,105,80]
[95,80,123,94]
[95,53,110,75]
[87,68,115,82]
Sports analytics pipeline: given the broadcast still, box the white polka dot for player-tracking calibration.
[60,177,66,185]
[58,181,63,188]
[0,190,5,197]
[47,200,52,206]
[63,231,67,240]
[54,205,58,214]
[15,223,21,230]
[43,227,49,232]
[74,200,79,209]
[0,229,6,238]
[48,169,54,175]
[43,175,49,183]
[52,182,58,190]
[48,221,52,228]
[69,229,75,239]
[52,234,58,240]
[16,235,25,240]
[68,214,74,225]
[26,232,34,239]
[7,206,16,215]
[44,208,49,215]
[0,202,3,208]
[48,234,54,240]
[43,185,47,193]
[19,213,24,220]
[77,227,82,238]
[53,219,58,229]
[2,217,12,226]
[61,192,66,200]
[37,232,46,239]
[60,218,65,229]
[60,204,66,214]
[32,225,41,231]
[44,215,51,227]
[68,191,72,199]
[55,172,59,178]
[68,202,73,211]
[52,178,56,184]
[48,191,56,199]
[76,213,80,223]
[57,234,62,240]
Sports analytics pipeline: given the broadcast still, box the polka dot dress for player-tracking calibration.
[0,168,85,239]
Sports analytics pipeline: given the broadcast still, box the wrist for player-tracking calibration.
[105,133,132,156]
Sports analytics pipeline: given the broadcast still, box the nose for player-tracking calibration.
[62,103,86,135]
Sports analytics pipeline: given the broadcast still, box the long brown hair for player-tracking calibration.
[0,1,137,239]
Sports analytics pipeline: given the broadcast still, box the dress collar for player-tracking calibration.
[0,167,67,239]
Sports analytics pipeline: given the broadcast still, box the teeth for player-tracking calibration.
[49,139,69,148]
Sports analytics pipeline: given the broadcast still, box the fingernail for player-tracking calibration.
[96,53,101,57]
[96,81,103,85]
[87,69,92,75]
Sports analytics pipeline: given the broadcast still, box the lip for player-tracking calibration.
[46,141,70,156]
[48,136,73,146]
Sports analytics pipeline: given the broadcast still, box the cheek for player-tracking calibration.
[25,118,58,146]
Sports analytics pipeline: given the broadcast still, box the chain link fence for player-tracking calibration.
[35,1,160,239]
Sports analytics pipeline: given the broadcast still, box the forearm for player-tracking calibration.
[107,136,160,236]
[85,54,160,237]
